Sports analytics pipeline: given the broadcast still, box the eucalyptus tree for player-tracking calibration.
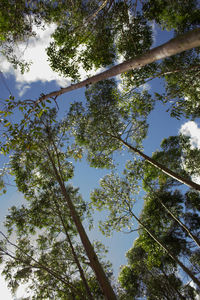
[91,169,200,289]
[152,50,200,119]
[47,0,152,81]
[142,134,200,190]
[3,183,98,299]
[0,227,104,299]
[118,242,197,299]
[118,188,200,299]
[37,27,200,104]
[3,109,117,300]
[143,0,200,33]
[67,79,200,191]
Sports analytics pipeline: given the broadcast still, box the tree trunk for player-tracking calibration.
[117,137,200,192]
[47,150,117,300]
[129,210,200,289]
[0,231,81,296]
[37,28,200,103]
[52,199,94,300]
[142,178,200,249]
[158,196,200,249]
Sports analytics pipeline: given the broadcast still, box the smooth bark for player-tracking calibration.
[127,207,200,289]
[47,150,117,300]
[52,199,94,300]
[37,28,200,103]
[116,137,200,192]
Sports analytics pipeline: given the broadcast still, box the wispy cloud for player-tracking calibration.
[0,24,112,97]
[17,83,31,97]
[180,121,200,149]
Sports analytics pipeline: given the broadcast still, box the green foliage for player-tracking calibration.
[0,2,200,298]
[142,134,199,190]
[143,0,200,33]
[157,51,200,119]
[47,1,153,80]
[68,79,153,168]
[118,187,200,299]
[0,109,113,298]
[0,0,74,72]
[91,169,140,235]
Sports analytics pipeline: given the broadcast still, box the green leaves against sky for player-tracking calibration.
[0,0,200,299]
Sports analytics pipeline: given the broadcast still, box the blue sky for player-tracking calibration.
[0,23,200,299]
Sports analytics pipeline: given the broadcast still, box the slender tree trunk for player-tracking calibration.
[142,179,200,249]
[128,209,200,289]
[37,28,200,103]
[158,195,200,249]
[116,136,200,192]
[0,231,81,296]
[46,150,117,300]
[52,199,94,300]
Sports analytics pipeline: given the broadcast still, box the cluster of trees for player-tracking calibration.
[0,0,200,299]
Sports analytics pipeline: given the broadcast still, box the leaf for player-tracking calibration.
[38,110,44,118]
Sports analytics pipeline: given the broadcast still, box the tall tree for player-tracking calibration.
[67,79,200,191]
[47,0,152,81]
[143,0,200,33]
[38,28,200,103]
[4,109,117,300]
[90,168,200,289]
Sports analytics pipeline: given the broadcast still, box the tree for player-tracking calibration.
[67,79,200,191]
[153,51,200,119]
[90,168,200,289]
[37,28,200,103]
[1,2,200,298]
[47,0,152,81]
[143,0,200,33]
[119,243,196,299]
[142,134,200,190]
[0,229,104,299]
[3,109,117,300]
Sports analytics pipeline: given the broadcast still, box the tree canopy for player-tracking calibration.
[0,0,200,299]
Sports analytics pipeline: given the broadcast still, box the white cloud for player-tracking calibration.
[180,121,200,149]
[0,24,70,96]
[0,276,12,300]
[180,121,200,184]
[17,84,31,97]
[0,24,111,97]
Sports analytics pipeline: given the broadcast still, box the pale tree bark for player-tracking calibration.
[37,28,200,103]
[52,198,94,300]
[125,203,200,289]
[46,149,117,300]
[113,135,200,192]
[143,180,200,249]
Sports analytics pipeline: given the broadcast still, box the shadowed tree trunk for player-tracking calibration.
[125,203,200,289]
[46,149,117,300]
[52,198,94,300]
